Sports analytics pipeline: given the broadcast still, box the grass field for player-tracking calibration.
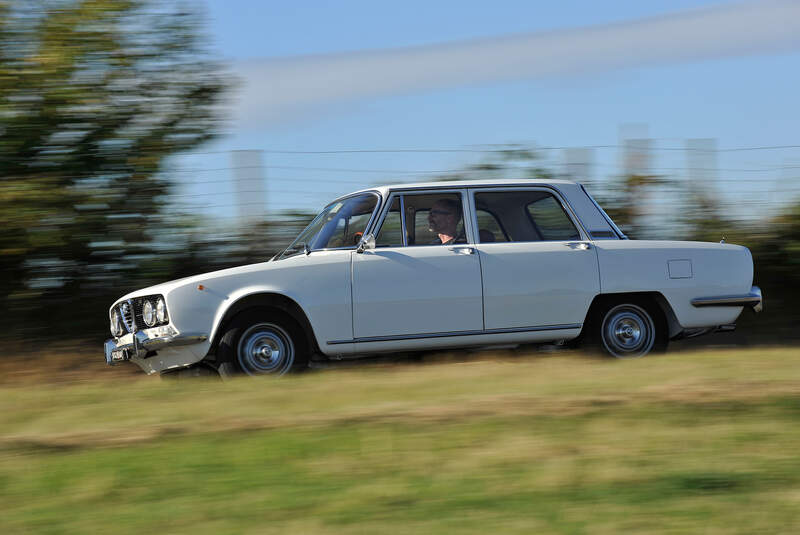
[1,347,799,534]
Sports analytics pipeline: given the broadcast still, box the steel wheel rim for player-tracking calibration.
[601,304,655,358]
[237,323,295,375]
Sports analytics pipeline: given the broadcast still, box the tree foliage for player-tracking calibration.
[0,0,226,329]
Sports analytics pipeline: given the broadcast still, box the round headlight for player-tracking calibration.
[111,309,122,337]
[156,297,167,323]
[142,300,156,327]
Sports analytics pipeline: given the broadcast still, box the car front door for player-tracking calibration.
[351,190,484,340]
[470,187,600,330]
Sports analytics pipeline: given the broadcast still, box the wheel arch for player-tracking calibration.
[582,291,682,339]
[207,292,321,357]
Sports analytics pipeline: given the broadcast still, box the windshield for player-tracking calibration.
[277,192,380,259]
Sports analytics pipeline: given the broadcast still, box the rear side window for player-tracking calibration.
[474,190,580,243]
[525,196,580,241]
[475,209,508,243]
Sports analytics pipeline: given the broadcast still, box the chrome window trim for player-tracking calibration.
[466,185,591,243]
[377,183,592,241]
[353,190,383,245]
[400,195,408,247]
[327,323,582,345]
[379,183,588,243]
[370,191,404,248]
[579,183,628,240]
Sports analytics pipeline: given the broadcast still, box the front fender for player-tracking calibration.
[164,251,354,357]
[207,286,308,345]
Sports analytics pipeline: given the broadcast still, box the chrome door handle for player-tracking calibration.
[565,242,591,250]
[449,246,475,255]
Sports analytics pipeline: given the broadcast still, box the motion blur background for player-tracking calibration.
[2,0,799,346]
[4,3,800,533]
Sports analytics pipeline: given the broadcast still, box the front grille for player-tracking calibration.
[112,294,168,335]
[120,301,135,333]
[133,299,145,329]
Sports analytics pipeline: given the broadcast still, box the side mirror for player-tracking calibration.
[356,233,376,253]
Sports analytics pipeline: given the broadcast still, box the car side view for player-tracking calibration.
[104,179,762,376]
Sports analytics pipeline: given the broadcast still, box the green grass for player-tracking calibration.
[1,348,800,534]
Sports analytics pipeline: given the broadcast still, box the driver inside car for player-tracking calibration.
[428,198,466,245]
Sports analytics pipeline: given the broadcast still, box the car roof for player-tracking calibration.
[348,178,580,199]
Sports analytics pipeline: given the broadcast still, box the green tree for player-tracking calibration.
[0,0,226,334]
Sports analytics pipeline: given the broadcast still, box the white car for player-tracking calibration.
[104,179,762,376]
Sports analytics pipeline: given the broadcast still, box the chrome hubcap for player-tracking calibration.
[601,304,655,358]
[237,323,294,375]
[615,322,640,344]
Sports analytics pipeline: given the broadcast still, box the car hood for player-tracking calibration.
[114,260,279,304]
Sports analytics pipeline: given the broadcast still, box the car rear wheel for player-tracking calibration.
[597,301,666,358]
[218,311,308,376]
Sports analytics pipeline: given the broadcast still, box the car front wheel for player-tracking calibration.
[598,302,665,358]
[218,312,308,376]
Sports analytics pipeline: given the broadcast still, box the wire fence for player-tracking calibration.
[165,142,800,219]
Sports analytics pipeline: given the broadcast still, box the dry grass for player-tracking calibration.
[1,346,798,450]
[1,346,800,533]
[0,339,141,385]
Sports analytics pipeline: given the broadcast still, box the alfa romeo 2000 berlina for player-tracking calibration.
[104,179,761,376]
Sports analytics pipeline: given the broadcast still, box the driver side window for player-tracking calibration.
[375,192,466,247]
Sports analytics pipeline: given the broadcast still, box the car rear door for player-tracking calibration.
[470,187,600,331]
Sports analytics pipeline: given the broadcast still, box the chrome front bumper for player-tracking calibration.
[104,327,208,366]
[691,286,763,313]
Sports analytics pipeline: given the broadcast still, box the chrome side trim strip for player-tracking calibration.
[326,323,582,345]
[691,286,762,312]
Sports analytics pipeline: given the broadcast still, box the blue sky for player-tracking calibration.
[173,0,800,219]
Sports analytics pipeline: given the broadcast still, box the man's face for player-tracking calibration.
[428,201,458,235]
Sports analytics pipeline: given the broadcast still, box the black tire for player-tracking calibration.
[593,299,668,359]
[217,310,309,376]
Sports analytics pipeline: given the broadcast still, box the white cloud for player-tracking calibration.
[233,0,800,126]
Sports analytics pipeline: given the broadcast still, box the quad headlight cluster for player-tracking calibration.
[109,295,169,337]
[142,296,168,327]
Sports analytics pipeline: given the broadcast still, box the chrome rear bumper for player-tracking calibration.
[104,328,208,366]
[691,286,762,313]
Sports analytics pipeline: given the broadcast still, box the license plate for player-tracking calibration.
[111,349,130,362]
